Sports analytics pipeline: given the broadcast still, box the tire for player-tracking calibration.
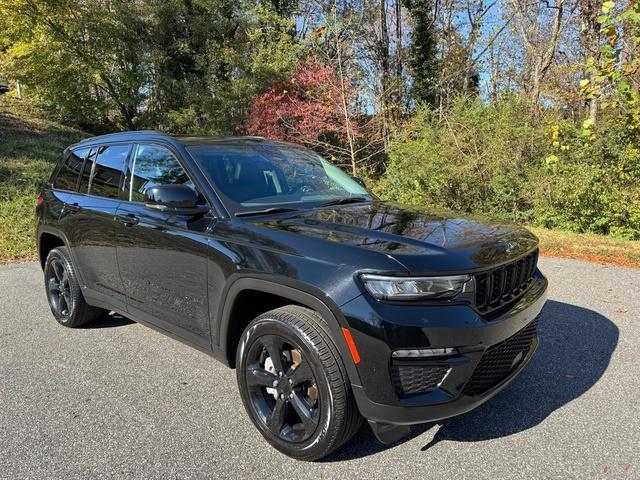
[44,246,104,328]
[236,305,363,461]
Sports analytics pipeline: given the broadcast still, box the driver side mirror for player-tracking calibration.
[145,184,209,215]
[351,176,367,189]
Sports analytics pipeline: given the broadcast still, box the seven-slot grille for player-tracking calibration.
[390,365,450,396]
[473,249,539,314]
[462,317,539,396]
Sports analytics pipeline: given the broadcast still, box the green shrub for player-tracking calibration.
[378,96,640,240]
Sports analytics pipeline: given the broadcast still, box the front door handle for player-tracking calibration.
[119,213,139,227]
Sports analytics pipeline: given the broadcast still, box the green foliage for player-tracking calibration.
[0,0,300,135]
[379,96,640,240]
[582,1,640,134]
[0,0,149,131]
[402,0,439,107]
[143,1,301,135]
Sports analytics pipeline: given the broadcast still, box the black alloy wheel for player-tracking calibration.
[47,256,73,318]
[44,247,104,327]
[236,305,362,461]
[245,334,320,443]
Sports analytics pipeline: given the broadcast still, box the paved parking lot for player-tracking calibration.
[1,257,638,479]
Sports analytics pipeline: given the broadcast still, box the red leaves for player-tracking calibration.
[244,59,355,144]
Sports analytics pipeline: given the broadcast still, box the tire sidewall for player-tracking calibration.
[236,317,336,458]
[44,247,77,325]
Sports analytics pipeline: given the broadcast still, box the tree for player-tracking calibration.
[510,0,567,111]
[244,58,361,169]
[582,0,640,131]
[0,0,149,130]
[403,0,439,106]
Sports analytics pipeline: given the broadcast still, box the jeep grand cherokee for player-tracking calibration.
[36,131,548,461]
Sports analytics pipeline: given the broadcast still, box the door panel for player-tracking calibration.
[115,203,212,342]
[62,193,123,302]
[115,143,212,344]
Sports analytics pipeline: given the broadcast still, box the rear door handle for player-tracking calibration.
[119,213,139,227]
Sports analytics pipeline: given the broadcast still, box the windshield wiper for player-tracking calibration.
[319,196,370,207]
[235,207,298,217]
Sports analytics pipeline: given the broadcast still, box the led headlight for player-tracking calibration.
[360,274,471,300]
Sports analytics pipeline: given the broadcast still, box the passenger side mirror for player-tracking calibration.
[351,176,367,189]
[145,184,209,215]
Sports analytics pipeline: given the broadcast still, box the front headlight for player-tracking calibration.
[360,274,471,301]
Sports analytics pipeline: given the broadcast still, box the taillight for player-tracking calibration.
[36,194,45,207]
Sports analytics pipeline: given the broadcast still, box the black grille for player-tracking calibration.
[462,317,539,396]
[474,249,539,314]
[390,365,449,395]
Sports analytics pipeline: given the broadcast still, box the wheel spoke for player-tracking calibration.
[290,359,313,387]
[48,277,60,292]
[246,365,278,388]
[62,292,71,312]
[61,269,69,288]
[266,397,287,435]
[58,292,67,313]
[52,261,64,281]
[262,336,286,374]
[290,391,318,432]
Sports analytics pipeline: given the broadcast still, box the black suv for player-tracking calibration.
[37,132,548,460]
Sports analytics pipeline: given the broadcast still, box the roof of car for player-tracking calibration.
[73,130,270,148]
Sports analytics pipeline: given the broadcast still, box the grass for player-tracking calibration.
[531,227,640,269]
[1,95,639,268]
[0,96,87,262]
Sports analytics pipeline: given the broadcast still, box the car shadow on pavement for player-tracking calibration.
[323,299,618,461]
[80,311,135,329]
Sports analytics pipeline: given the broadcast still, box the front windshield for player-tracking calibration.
[187,143,372,214]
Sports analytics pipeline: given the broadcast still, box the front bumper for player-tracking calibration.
[341,270,548,426]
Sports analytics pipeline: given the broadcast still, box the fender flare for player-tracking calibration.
[38,225,71,263]
[216,274,363,388]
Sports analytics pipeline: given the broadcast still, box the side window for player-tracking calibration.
[87,144,130,199]
[53,148,89,191]
[128,144,193,202]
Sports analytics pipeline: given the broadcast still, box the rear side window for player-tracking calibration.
[52,148,89,191]
[128,144,192,202]
[85,144,131,199]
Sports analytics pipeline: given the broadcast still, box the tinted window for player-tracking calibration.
[53,148,89,191]
[87,144,130,199]
[128,144,192,202]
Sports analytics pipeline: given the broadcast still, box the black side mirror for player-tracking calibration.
[145,184,209,215]
[351,176,367,188]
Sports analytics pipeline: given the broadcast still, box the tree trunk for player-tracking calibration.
[380,0,391,145]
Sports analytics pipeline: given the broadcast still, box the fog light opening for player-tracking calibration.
[392,347,458,358]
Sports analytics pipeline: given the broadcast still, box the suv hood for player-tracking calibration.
[250,201,539,272]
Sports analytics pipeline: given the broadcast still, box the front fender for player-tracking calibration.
[215,274,363,388]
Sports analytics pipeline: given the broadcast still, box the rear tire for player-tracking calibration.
[236,305,362,461]
[44,246,105,327]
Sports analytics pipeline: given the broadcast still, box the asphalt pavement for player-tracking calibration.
[0,257,638,479]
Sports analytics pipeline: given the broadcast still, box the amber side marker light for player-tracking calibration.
[341,327,361,364]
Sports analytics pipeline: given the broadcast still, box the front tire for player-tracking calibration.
[44,246,104,327]
[236,305,362,461]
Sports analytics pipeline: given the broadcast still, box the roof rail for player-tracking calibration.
[76,129,164,144]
